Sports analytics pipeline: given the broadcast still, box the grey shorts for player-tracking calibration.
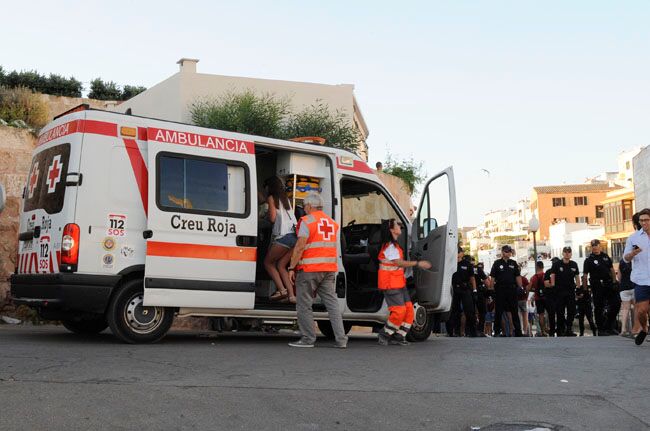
[518,300,528,313]
[272,232,297,249]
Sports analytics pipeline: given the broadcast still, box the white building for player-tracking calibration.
[116,58,370,160]
[633,146,650,210]
[548,221,604,268]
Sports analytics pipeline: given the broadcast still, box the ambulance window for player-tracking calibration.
[23,143,70,215]
[157,154,248,216]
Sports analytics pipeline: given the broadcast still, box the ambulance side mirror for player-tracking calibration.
[0,183,6,214]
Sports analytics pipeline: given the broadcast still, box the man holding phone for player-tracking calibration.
[623,208,650,346]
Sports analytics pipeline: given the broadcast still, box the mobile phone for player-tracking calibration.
[633,245,640,250]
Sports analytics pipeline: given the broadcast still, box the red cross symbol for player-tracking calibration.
[317,218,335,241]
[28,162,40,198]
[47,156,63,193]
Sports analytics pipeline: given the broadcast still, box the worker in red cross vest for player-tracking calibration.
[377,218,432,346]
[287,192,347,348]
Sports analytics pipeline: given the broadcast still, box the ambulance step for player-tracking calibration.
[262,320,295,325]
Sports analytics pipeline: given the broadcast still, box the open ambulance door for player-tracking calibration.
[143,128,257,309]
[411,167,457,311]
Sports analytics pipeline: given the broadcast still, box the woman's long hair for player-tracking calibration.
[264,176,291,210]
[381,218,400,246]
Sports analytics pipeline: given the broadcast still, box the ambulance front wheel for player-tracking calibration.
[317,320,353,339]
[107,278,174,344]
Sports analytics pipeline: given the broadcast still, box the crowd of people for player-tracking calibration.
[445,209,650,345]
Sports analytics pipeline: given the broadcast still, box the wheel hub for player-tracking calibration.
[413,303,428,330]
[124,293,163,334]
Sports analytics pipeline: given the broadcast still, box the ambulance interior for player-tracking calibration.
[340,179,407,313]
[254,147,333,306]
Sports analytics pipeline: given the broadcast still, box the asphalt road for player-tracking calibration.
[0,325,648,431]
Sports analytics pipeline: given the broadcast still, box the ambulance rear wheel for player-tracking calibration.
[62,317,108,335]
[317,320,352,339]
[107,278,174,344]
[406,304,433,342]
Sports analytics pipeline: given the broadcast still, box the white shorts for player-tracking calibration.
[620,289,634,302]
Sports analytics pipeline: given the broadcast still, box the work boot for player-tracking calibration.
[390,333,409,346]
[377,331,390,346]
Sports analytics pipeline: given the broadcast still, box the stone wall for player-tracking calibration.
[0,126,36,306]
[376,170,414,217]
[38,94,111,121]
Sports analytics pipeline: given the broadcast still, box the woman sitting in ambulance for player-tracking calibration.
[264,176,298,303]
[377,218,432,345]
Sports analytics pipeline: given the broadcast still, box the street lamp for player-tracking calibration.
[528,215,540,261]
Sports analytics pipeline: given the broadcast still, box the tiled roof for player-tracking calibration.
[533,183,622,194]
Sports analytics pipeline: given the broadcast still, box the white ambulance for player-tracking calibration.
[11,105,458,343]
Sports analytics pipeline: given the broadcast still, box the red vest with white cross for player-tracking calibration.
[297,210,339,273]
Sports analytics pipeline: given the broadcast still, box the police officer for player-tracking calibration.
[489,245,523,337]
[544,257,560,336]
[449,248,477,337]
[550,246,580,336]
[474,260,489,336]
[582,239,620,336]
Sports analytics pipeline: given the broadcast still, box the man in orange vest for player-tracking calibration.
[377,218,432,345]
[287,192,347,348]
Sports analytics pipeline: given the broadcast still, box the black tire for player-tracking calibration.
[317,320,353,339]
[62,317,108,335]
[406,304,434,342]
[107,278,174,344]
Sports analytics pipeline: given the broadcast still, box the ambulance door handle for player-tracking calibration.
[143,230,153,239]
[65,172,83,186]
[236,235,257,247]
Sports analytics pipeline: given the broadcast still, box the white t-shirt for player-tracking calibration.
[272,199,297,237]
[383,243,401,261]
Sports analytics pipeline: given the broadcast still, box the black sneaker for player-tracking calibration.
[288,339,315,348]
[377,332,390,346]
[390,334,410,346]
[635,331,647,346]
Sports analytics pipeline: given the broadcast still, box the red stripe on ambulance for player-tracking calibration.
[37,119,118,146]
[123,139,149,216]
[148,127,255,154]
[147,241,257,262]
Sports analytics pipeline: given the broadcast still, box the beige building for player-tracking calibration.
[116,58,369,160]
[530,183,620,241]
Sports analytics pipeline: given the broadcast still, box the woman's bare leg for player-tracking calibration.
[264,245,288,298]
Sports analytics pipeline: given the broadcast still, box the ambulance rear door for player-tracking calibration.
[410,167,457,311]
[143,126,258,309]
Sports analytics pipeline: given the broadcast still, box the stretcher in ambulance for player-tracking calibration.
[10,105,458,343]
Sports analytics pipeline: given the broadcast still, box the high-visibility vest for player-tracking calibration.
[297,210,339,272]
[378,242,406,290]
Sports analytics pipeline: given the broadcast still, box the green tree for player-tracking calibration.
[382,151,426,194]
[190,90,290,138]
[88,78,121,100]
[283,101,360,152]
[121,85,147,100]
[190,91,361,153]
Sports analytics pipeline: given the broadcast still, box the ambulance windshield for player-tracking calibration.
[23,144,70,214]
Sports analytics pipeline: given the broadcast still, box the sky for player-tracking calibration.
[3,1,649,226]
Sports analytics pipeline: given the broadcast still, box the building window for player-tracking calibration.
[552,197,566,207]
[552,218,567,224]
[579,245,584,258]
[623,200,633,221]
[157,153,248,216]
[574,196,588,206]
[626,161,631,170]
[575,216,589,223]
[595,205,604,218]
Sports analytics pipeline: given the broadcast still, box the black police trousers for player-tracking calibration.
[494,286,522,336]
[475,291,486,333]
[591,280,621,332]
[577,299,597,336]
[544,291,557,336]
[555,289,576,335]
[449,287,476,336]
